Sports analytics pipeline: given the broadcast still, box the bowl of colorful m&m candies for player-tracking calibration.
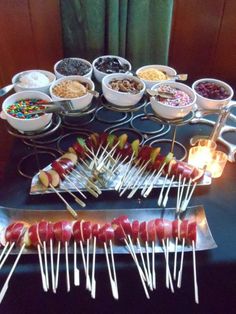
[0,91,52,132]
[192,78,234,110]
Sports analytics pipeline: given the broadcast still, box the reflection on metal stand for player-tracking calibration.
[7,115,62,178]
[190,101,236,162]
[144,102,194,160]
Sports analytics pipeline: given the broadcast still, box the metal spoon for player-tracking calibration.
[146,89,174,98]
[0,84,14,97]
[164,73,188,81]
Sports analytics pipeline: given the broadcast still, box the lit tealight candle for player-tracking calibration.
[206,150,228,178]
[188,139,217,170]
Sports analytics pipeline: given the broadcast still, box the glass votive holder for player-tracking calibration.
[197,139,217,150]
[188,145,213,169]
[206,150,228,178]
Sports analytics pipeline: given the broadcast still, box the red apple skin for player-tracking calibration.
[47,222,54,241]
[11,222,26,244]
[99,132,108,146]
[73,220,83,242]
[58,158,74,172]
[163,219,172,239]
[53,221,72,244]
[138,146,153,163]
[187,221,197,244]
[98,224,114,244]
[182,165,194,180]
[155,219,164,241]
[82,221,92,241]
[72,142,85,156]
[139,221,148,243]
[152,155,165,171]
[97,224,107,244]
[112,216,132,236]
[28,223,41,247]
[117,143,132,159]
[92,223,100,239]
[114,225,126,242]
[175,162,185,176]
[172,219,181,239]
[38,221,53,243]
[5,223,16,243]
[51,161,67,179]
[147,220,156,242]
[180,220,189,239]
[131,220,140,242]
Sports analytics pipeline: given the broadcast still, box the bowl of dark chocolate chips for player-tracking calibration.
[54,57,93,79]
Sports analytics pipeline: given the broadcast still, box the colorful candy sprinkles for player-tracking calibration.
[6,98,47,119]
[156,85,192,107]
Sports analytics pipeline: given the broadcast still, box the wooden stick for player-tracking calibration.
[173,237,178,280]
[43,241,49,289]
[0,244,25,304]
[62,174,87,199]
[157,173,168,207]
[162,175,175,207]
[143,162,166,198]
[80,241,91,291]
[145,242,153,291]
[0,242,9,263]
[162,239,174,293]
[65,241,70,292]
[0,242,15,270]
[140,170,157,196]
[180,182,197,212]
[137,238,151,288]
[152,241,156,290]
[37,244,47,292]
[109,240,119,299]
[192,240,199,304]
[104,242,118,300]
[91,237,96,299]
[177,238,185,288]
[50,239,56,293]
[55,241,61,289]
[86,239,90,291]
[73,241,80,286]
[49,185,78,218]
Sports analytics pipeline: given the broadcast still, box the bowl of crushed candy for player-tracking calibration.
[102,73,145,107]
[1,91,53,133]
[54,58,93,79]
[136,64,177,89]
[12,70,56,94]
[150,82,196,120]
[192,78,234,110]
[50,75,95,111]
[92,55,132,83]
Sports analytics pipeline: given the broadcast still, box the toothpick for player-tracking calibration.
[143,162,166,198]
[145,242,153,291]
[137,238,151,288]
[152,241,156,290]
[55,241,61,289]
[65,241,70,292]
[177,238,185,288]
[62,174,87,199]
[192,240,199,304]
[158,173,168,207]
[173,237,178,280]
[104,242,118,300]
[43,241,49,289]
[162,174,175,207]
[0,242,9,263]
[180,182,197,212]
[80,241,91,291]
[50,238,56,293]
[73,241,80,286]
[91,237,96,299]
[162,239,174,293]
[37,244,47,292]
[0,242,15,270]
[0,244,25,304]
[86,239,90,291]
[140,170,157,196]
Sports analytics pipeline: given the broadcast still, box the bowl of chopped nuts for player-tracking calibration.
[49,75,95,110]
[136,64,177,89]
[192,78,234,110]
[54,58,93,79]
[102,73,145,107]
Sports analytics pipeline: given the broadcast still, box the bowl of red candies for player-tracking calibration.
[192,78,234,110]
[0,91,52,133]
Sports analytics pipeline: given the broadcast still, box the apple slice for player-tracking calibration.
[48,170,60,187]
[155,218,164,242]
[172,219,181,239]
[28,223,41,247]
[92,223,100,239]
[73,220,83,242]
[131,220,140,242]
[99,132,109,146]
[139,221,148,243]
[5,222,26,244]
[131,139,140,158]
[58,158,74,172]
[150,147,161,164]
[53,221,72,245]
[187,221,197,244]
[112,215,132,236]
[163,219,172,239]
[39,170,52,188]
[82,221,92,241]
[118,133,128,150]
[147,220,156,242]
[138,146,153,163]
[98,224,114,244]
[180,220,189,239]
[152,155,165,170]
[61,152,78,165]
[51,160,67,178]
[107,134,118,148]
[69,142,85,156]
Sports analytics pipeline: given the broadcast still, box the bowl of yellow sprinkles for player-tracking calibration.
[136,64,177,89]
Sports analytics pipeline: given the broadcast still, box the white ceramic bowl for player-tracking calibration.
[1,91,52,132]
[54,58,93,79]
[192,78,234,110]
[50,75,95,110]
[102,73,145,107]
[12,70,56,95]
[150,82,196,120]
[136,64,177,89]
[92,55,132,83]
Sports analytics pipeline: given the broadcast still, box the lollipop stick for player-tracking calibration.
[0,244,25,304]
[50,239,56,292]
[37,244,47,292]
[192,240,199,304]
[80,241,91,291]
[73,241,80,286]
[43,241,49,289]
[91,237,96,299]
[137,238,151,288]
[0,242,15,269]
[55,241,61,289]
[177,238,185,288]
